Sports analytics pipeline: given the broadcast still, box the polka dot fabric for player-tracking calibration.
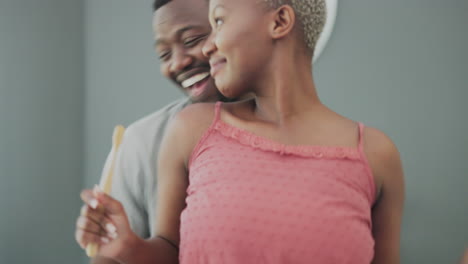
[180,102,376,264]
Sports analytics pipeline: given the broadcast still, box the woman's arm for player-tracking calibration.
[364,127,405,264]
[75,104,216,264]
[154,103,217,248]
[153,112,192,250]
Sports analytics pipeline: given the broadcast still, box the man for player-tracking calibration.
[75,0,233,262]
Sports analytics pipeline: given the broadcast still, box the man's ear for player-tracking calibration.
[269,5,296,40]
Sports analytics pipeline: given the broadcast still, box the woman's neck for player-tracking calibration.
[251,49,322,124]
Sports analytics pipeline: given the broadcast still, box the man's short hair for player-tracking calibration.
[153,0,172,11]
[265,0,327,55]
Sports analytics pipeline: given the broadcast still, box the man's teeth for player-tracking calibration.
[182,72,210,88]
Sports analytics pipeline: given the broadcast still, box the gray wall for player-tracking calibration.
[83,0,180,189]
[0,0,84,263]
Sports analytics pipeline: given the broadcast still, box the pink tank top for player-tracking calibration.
[180,102,376,264]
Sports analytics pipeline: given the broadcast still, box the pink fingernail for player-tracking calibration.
[93,184,102,194]
[109,232,118,239]
[89,199,99,209]
[106,223,117,233]
[101,237,110,244]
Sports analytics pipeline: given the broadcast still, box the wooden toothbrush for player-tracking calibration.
[86,125,126,257]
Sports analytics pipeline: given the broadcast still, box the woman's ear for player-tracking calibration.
[269,5,296,40]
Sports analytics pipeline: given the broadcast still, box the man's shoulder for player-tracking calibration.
[127,98,190,134]
[122,98,191,150]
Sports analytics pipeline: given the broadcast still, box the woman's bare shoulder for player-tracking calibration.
[361,125,403,200]
[162,102,219,163]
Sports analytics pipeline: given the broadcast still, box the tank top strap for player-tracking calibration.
[358,122,365,152]
[213,101,222,123]
[188,101,223,168]
[356,122,377,204]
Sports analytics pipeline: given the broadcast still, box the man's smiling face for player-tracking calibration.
[153,0,222,102]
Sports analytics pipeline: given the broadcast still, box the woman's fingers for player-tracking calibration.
[78,187,131,247]
[81,187,126,218]
[92,188,133,239]
[80,205,104,224]
[75,187,137,260]
[75,220,111,249]
[76,215,102,234]
[81,189,99,209]
[93,189,125,216]
[76,204,118,250]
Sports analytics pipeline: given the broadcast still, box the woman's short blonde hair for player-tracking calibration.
[264,0,327,55]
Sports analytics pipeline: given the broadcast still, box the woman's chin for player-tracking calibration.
[216,80,247,99]
[186,78,214,102]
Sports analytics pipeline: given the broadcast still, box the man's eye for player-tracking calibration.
[159,52,170,61]
[184,36,206,47]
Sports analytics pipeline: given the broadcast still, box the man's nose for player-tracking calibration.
[170,49,193,73]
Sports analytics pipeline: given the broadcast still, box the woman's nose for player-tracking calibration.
[202,32,217,58]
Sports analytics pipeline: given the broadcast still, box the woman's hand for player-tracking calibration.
[75,186,141,261]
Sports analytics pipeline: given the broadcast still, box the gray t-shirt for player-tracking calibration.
[105,98,190,238]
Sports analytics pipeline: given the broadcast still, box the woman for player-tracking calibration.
[77,0,404,263]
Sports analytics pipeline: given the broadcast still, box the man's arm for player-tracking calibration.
[364,127,405,264]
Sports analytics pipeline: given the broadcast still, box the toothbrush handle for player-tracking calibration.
[86,125,125,258]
